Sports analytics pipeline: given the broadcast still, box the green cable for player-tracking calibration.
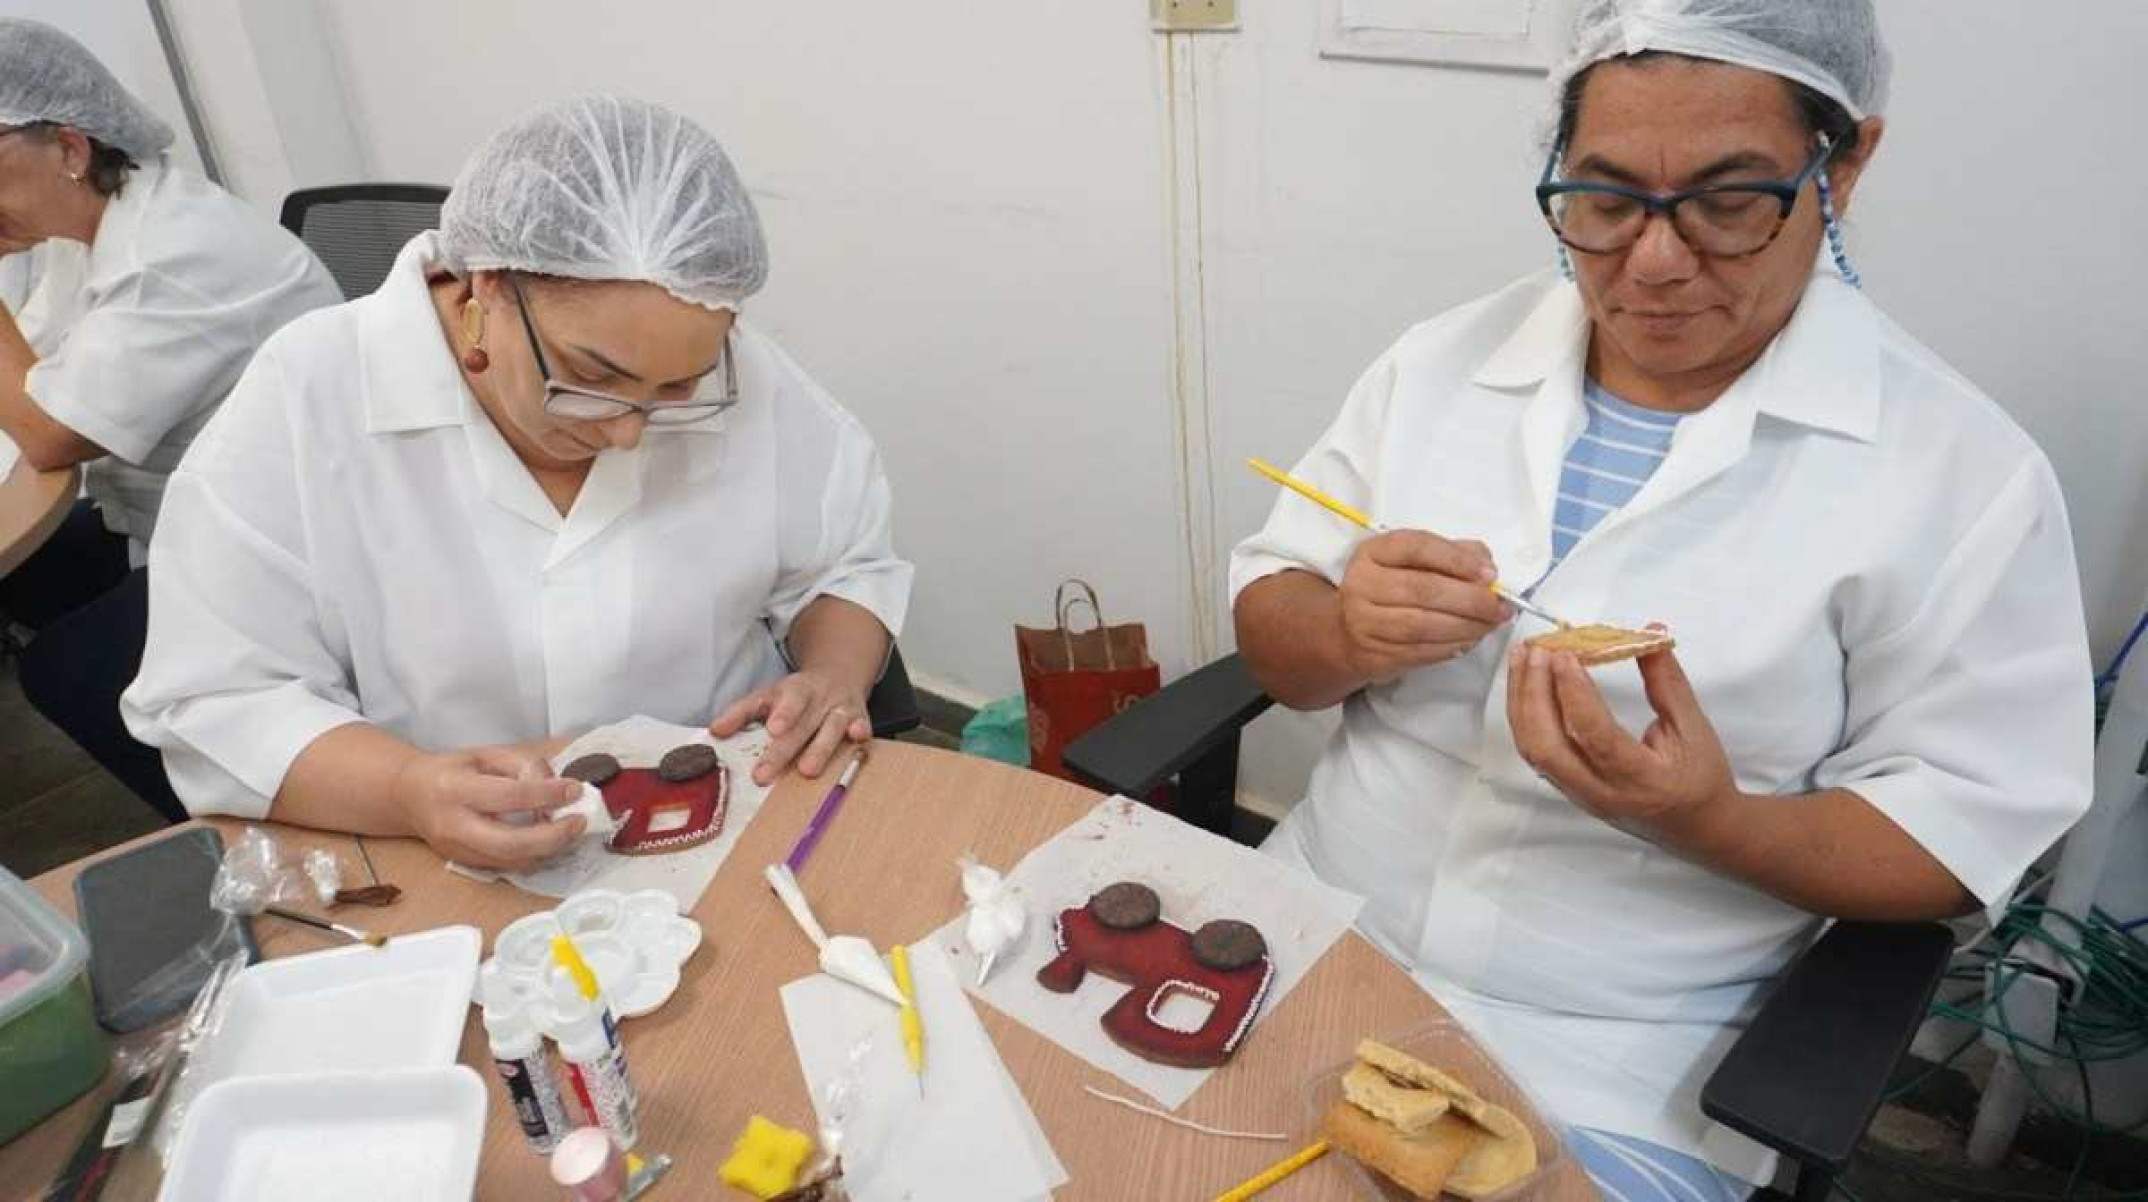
[1902,886,2148,1192]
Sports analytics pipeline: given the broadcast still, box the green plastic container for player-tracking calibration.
[0,865,109,1146]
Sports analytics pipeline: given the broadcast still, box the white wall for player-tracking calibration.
[160,0,2148,815]
[304,0,1194,714]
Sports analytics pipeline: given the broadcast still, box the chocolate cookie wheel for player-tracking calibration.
[1191,919,1268,971]
[562,753,622,786]
[657,743,721,783]
[1088,881,1161,930]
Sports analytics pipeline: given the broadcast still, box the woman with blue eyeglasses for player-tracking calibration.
[123,97,912,871]
[1233,2,2090,1196]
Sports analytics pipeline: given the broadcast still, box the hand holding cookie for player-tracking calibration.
[388,742,586,871]
[708,669,872,786]
[1505,633,1738,843]
[1337,530,1512,683]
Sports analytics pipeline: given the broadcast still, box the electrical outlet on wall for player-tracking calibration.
[1152,0,1239,32]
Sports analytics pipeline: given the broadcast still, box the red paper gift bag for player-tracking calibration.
[1016,580,1161,781]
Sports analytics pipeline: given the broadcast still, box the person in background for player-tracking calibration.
[0,19,341,821]
[125,96,911,872]
[1230,1,2092,1196]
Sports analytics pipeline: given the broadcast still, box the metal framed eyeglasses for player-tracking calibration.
[1535,137,1835,259]
[506,275,738,426]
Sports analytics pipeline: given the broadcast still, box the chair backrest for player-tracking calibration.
[279,184,449,300]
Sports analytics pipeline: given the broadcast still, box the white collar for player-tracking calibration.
[82,153,167,277]
[359,231,474,434]
[1470,265,1882,444]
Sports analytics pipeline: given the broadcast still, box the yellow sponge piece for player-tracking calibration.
[719,1115,816,1199]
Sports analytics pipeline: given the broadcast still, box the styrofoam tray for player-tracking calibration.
[186,926,480,1090]
[158,1067,486,1201]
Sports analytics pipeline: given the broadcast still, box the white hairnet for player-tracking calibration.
[437,96,768,312]
[0,18,174,160]
[1551,0,1892,121]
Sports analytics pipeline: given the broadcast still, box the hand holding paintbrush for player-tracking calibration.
[1247,459,1571,629]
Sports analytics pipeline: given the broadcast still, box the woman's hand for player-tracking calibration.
[709,669,872,786]
[389,742,585,871]
[1505,634,1738,845]
[1337,530,1512,682]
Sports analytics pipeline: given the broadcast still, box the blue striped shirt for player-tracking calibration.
[1550,381,1682,567]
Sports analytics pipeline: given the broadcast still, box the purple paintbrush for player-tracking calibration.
[784,745,870,872]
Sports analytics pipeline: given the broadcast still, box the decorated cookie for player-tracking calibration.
[1037,883,1275,1068]
[587,758,730,856]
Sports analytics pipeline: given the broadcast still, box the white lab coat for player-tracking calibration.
[2,155,340,559]
[123,232,913,821]
[1230,267,2094,1180]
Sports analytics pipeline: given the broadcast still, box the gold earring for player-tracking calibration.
[460,299,490,373]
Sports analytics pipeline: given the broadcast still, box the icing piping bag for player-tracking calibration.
[764,863,905,1007]
[958,854,1025,987]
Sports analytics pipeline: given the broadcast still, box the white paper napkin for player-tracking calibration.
[781,940,1066,1202]
[928,797,1364,1110]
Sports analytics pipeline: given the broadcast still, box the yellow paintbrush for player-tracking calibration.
[1245,458,1571,629]
[890,944,925,1095]
[1210,1139,1331,1201]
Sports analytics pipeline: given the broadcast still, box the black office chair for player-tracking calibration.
[866,645,922,738]
[1063,653,1953,1202]
[280,184,450,300]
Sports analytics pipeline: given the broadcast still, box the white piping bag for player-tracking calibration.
[958,854,1026,987]
[764,863,905,1007]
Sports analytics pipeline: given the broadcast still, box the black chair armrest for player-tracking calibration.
[1061,654,1273,798]
[1702,920,1954,1174]
[867,645,922,738]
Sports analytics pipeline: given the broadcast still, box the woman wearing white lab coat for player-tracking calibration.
[124,97,912,871]
[0,19,339,821]
[1232,2,2091,1194]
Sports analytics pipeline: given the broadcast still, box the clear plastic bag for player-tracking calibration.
[146,948,251,1167]
[301,849,343,907]
[209,827,304,917]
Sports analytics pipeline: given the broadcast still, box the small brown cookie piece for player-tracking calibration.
[1191,919,1267,971]
[562,753,622,786]
[1088,881,1161,930]
[1524,623,1674,668]
[657,743,720,783]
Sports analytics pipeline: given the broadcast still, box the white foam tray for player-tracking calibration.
[158,1067,486,1201]
[186,925,480,1092]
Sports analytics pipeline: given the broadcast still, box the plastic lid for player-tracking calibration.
[551,1126,626,1197]
[548,992,608,1058]
[481,997,539,1046]
[0,864,88,1024]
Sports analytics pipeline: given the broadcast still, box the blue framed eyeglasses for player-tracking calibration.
[1536,137,1835,259]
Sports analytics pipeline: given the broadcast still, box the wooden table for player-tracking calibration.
[2,742,1597,1201]
[0,454,78,578]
